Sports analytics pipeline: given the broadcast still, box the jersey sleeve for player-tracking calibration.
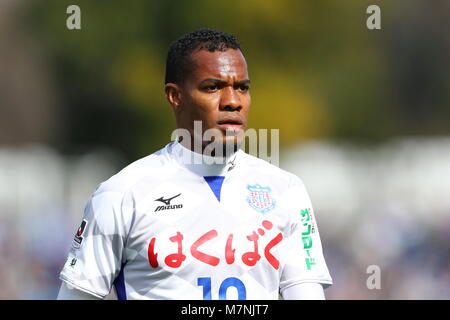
[278,175,333,293]
[59,189,131,299]
[56,282,102,300]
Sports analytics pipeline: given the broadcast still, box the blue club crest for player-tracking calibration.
[247,184,276,214]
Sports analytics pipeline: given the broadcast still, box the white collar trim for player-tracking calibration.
[169,140,240,176]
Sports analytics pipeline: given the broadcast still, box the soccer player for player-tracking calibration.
[57,29,332,300]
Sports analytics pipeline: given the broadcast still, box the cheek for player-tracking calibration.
[245,94,251,108]
[242,95,251,115]
[187,92,220,116]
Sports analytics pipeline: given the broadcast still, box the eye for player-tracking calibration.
[237,85,250,92]
[203,85,219,92]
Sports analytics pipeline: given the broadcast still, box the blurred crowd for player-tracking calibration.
[0,145,120,299]
[0,138,449,299]
[1,0,449,300]
[283,138,450,299]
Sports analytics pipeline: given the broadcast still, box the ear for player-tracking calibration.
[165,83,182,112]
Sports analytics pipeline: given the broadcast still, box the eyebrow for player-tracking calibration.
[200,78,251,86]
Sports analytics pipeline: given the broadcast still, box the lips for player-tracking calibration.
[217,117,244,127]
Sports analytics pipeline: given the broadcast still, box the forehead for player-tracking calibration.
[188,48,248,80]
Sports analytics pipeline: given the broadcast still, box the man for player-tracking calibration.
[57,29,332,300]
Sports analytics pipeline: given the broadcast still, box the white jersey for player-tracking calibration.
[59,141,332,300]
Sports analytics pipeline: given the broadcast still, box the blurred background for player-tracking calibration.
[0,0,449,299]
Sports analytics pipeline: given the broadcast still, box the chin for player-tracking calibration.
[203,136,241,158]
[223,136,242,154]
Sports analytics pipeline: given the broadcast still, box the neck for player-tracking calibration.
[171,138,239,176]
[177,134,239,157]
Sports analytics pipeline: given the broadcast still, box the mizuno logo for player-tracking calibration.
[154,193,183,212]
[155,193,181,205]
[228,156,237,172]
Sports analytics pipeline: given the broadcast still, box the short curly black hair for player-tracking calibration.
[165,29,242,84]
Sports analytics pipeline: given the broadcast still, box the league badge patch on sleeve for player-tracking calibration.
[72,219,88,249]
[246,184,276,214]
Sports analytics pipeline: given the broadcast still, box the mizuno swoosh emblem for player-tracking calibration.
[155,193,181,205]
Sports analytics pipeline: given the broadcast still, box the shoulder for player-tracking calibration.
[79,143,177,234]
[92,143,175,199]
[239,151,306,189]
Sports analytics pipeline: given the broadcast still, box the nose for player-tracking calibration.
[219,86,242,112]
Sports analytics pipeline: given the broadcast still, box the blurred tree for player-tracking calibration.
[19,0,450,164]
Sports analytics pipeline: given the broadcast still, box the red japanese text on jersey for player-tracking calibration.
[147,220,283,270]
